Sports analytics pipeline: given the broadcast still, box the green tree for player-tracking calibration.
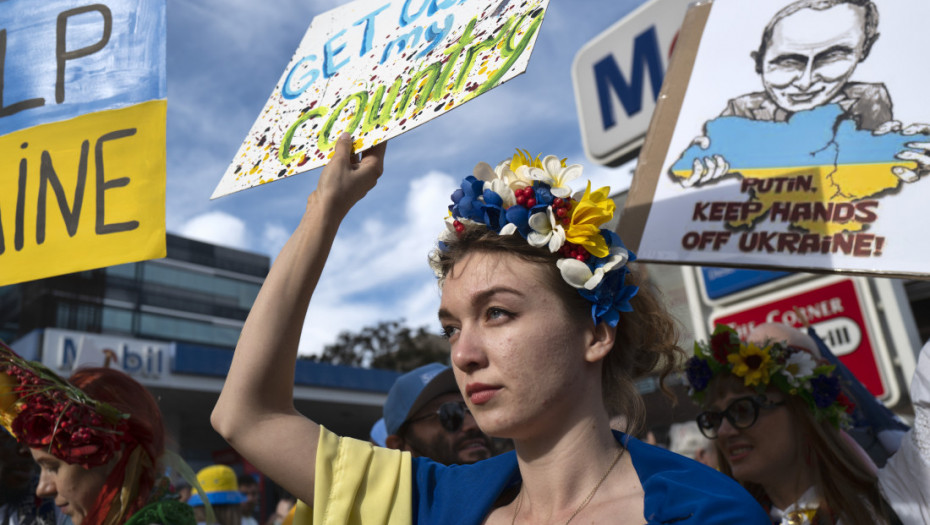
[305,320,450,372]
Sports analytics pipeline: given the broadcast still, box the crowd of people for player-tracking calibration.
[2,0,929,517]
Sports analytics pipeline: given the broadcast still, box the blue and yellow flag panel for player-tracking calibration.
[1,0,166,286]
[0,101,166,285]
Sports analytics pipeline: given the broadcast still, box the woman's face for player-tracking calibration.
[438,251,606,440]
[30,448,112,524]
[710,387,799,485]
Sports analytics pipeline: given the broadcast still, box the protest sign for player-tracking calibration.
[212,0,550,199]
[0,0,166,286]
[619,0,930,278]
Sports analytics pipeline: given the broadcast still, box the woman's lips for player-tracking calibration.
[466,383,499,405]
[727,444,752,462]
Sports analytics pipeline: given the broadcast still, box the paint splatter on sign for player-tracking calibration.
[212,0,550,199]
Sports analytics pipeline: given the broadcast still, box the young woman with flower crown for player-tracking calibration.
[0,350,195,525]
[685,324,930,525]
[212,134,769,524]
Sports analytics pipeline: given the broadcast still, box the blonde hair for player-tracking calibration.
[430,227,683,435]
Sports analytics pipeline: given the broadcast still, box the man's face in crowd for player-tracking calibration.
[400,392,492,465]
[240,481,259,514]
[761,4,868,113]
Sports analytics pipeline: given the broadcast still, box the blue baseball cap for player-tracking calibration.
[370,418,388,447]
[383,363,459,435]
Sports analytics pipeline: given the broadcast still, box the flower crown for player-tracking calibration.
[0,340,131,468]
[436,150,638,327]
[685,325,855,429]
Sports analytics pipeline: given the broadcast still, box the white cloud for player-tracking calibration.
[178,211,249,250]
[295,170,454,355]
[260,223,291,261]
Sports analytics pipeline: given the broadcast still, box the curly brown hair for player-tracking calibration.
[429,225,684,435]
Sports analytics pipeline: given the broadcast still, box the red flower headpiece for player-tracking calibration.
[0,340,131,469]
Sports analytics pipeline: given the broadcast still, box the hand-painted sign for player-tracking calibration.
[619,0,930,277]
[212,0,550,199]
[712,276,899,403]
[0,0,167,287]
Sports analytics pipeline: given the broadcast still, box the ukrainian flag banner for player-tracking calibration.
[0,0,166,286]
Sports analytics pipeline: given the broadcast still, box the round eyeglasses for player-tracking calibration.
[696,395,785,439]
[405,401,470,433]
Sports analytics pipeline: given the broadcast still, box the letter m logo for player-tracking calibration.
[593,25,664,130]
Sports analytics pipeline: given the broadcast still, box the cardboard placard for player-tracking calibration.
[212,0,550,199]
[619,0,930,279]
[0,0,167,286]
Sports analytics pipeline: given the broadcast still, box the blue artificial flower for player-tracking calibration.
[686,357,713,392]
[601,230,637,263]
[504,205,530,237]
[481,188,507,232]
[531,183,555,210]
[450,176,486,223]
[579,266,639,327]
[811,375,841,408]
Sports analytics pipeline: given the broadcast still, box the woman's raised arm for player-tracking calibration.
[211,134,387,503]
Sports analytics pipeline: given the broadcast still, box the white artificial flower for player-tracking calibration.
[527,207,566,252]
[473,162,516,207]
[500,161,535,190]
[556,252,626,290]
[527,155,583,198]
[783,351,817,387]
[499,223,518,235]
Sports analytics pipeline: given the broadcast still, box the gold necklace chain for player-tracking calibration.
[510,446,625,525]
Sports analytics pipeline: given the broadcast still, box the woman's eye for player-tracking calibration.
[486,307,510,320]
[440,325,459,339]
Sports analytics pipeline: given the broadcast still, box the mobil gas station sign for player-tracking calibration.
[711,276,900,404]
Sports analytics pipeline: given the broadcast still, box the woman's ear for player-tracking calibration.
[584,321,616,363]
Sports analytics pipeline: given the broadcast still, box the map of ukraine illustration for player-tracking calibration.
[670,104,927,234]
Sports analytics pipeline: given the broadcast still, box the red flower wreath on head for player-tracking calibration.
[1,344,131,469]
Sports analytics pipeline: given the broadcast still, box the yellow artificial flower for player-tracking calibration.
[509,149,566,172]
[727,343,774,387]
[564,182,615,258]
[0,371,22,435]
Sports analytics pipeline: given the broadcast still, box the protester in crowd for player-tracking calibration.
[238,474,260,525]
[188,465,244,525]
[0,428,69,525]
[668,420,717,469]
[175,481,193,504]
[753,322,911,467]
[262,494,295,525]
[212,135,769,524]
[383,363,492,466]
[0,342,194,525]
[686,323,930,524]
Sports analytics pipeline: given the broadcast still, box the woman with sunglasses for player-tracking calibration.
[686,324,930,525]
[212,136,769,524]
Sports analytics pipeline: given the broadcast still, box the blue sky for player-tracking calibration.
[166,0,648,354]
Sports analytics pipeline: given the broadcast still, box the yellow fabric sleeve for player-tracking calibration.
[292,426,412,525]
